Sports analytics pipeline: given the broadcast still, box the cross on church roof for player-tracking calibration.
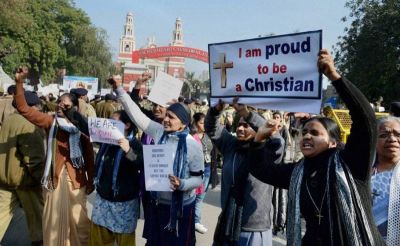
[213,53,233,88]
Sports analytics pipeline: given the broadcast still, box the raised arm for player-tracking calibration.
[14,68,53,129]
[318,49,376,181]
[204,102,236,153]
[129,72,154,119]
[109,75,164,141]
[248,120,295,189]
[232,97,266,131]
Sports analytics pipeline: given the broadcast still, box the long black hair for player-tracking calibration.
[190,112,205,135]
[115,110,137,135]
[301,116,344,148]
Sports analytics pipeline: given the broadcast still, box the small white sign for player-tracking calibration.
[148,71,183,107]
[143,144,175,192]
[88,117,125,145]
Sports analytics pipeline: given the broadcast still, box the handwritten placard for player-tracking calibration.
[209,30,322,113]
[143,144,175,192]
[88,117,125,145]
[148,71,183,107]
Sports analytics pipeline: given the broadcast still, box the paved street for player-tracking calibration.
[130,184,288,246]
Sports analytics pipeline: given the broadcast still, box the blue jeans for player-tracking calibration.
[194,165,211,223]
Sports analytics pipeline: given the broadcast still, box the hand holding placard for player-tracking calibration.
[148,71,183,107]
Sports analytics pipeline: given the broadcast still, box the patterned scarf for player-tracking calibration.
[41,117,84,189]
[287,151,375,246]
[387,160,400,245]
[41,119,57,190]
[56,117,84,169]
[95,131,135,197]
[158,127,189,236]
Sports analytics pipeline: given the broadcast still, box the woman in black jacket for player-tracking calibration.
[247,49,385,246]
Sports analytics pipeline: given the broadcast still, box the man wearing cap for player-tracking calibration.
[0,91,46,245]
[71,88,96,118]
[90,94,102,109]
[96,93,118,119]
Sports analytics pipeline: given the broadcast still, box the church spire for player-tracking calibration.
[172,17,184,46]
[119,12,136,53]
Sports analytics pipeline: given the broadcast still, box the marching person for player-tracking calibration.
[371,116,400,245]
[206,98,284,246]
[89,110,143,246]
[109,76,204,246]
[14,67,95,246]
[190,112,214,234]
[247,49,386,245]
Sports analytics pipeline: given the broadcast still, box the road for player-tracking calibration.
[130,184,288,246]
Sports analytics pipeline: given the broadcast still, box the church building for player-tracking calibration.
[117,12,186,94]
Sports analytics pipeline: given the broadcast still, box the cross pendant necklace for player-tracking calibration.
[315,213,323,225]
[306,179,328,225]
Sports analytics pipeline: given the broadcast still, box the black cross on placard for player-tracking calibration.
[213,53,233,88]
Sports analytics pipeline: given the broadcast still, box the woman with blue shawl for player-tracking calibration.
[109,76,204,246]
[89,110,143,246]
[246,49,386,245]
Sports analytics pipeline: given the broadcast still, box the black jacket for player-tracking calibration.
[95,138,143,202]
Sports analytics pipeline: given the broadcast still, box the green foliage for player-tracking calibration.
[0,0,114,86]
[334,0,400,106]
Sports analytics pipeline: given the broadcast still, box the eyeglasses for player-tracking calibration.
[378,132,400,140]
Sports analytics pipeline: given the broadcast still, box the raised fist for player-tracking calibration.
[15,67,28,83]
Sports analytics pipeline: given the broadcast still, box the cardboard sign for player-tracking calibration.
[88,117,125,145]
[209,30,322,113]
[148,71,183,107]
[143,144,175,192]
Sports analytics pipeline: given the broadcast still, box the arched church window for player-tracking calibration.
[125,44,130,52]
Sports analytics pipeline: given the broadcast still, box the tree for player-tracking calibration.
[334,0,400,106]
[185,71,204,99]
[0,0,114,85]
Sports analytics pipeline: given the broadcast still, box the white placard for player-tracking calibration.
[148,71,183,107]
[143,144,175,192]
[88,117,125,145]
[209,30,322,114]
[63,76,98,95]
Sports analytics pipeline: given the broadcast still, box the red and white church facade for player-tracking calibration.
[117,12,186,94]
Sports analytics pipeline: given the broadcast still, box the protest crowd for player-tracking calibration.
[0,48,400,246]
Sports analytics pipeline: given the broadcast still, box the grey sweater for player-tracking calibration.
[205,108,284,231]
[115,86,204,205]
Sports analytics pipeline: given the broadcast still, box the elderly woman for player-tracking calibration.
[246,49,385,246]
[109,77,204,246]
[371,116,400,245]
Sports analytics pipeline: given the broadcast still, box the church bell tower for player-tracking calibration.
[119,12,136,54]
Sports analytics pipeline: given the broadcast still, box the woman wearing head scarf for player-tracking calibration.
[110,77,204,246]
[246,49,385,245]
[371,116,400,245]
